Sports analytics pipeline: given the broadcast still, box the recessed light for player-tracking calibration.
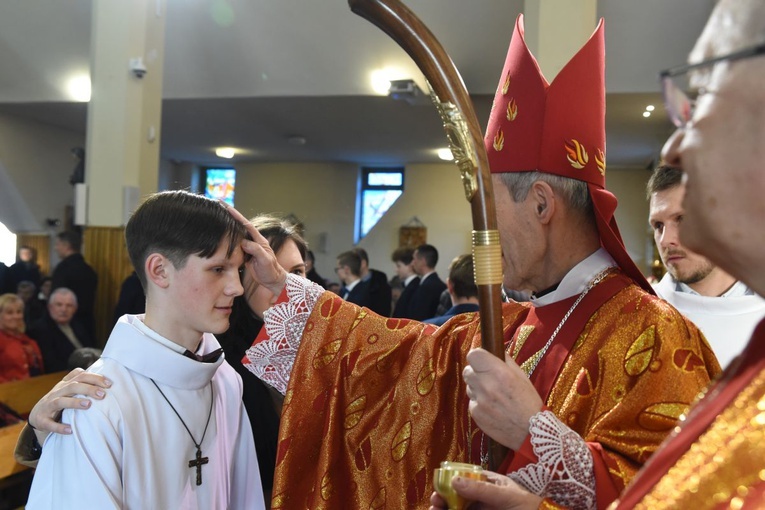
[437,148,454,161]
[66,75,91,102]
[643,111,651,118]
[370,67,407,95]
[215,147,236,159]
[645,105,655,112]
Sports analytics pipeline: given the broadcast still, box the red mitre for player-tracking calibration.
[484,15,652,293]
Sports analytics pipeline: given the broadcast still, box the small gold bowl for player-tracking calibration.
[433,461,487,510]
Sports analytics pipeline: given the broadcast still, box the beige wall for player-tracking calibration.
[228,162,652,282]
[0,109,655,284]
[609,167,653,272]
[0,113,85,233]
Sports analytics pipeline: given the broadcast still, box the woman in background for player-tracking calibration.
[217,214,307,504]
[0,293,44,382]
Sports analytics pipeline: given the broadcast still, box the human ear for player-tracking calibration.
[145,253,170,289]
[531,181,555,224]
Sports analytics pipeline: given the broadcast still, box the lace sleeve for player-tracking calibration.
[242,274,325,395]
[508,410,596,510]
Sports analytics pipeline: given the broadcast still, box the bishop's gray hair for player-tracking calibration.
[497,171,594,217]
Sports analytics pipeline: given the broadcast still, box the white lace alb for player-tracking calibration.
[242,273,324,395]
[509,410,596,510]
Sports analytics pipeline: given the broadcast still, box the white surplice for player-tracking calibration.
[27,315,264,510]
[655,273,765,368]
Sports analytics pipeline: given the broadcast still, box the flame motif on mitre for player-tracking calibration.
[501,73,511,95]
[484,15,605,189]
[565,139,589,170]
[483,14,654,294]
[493,128,505,152]
[595,148,606,176]
[506,98,518,121]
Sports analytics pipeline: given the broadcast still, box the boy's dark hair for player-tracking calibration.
[352,247,369,264]
[449,254,478,299]
[414,244,439,269]
[646,165,683,200]
[336,250,362,277]
[251,214,308,262]
[391,247,414,265]
[57,231,82,252]
[125,191,247,288]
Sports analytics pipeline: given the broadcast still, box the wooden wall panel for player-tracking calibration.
[15,234,51,277]
[83,227,133,346]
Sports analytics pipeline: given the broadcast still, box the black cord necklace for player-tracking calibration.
[150,379,214,486]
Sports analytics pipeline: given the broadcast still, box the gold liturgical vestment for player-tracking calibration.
[609,320,765,509]
[247,270,719,509]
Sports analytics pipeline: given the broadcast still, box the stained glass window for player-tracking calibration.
[357,167,404,241]
[205,168,236,206]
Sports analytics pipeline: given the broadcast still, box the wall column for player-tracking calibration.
[523,0,598,79]
[83,0,166,343]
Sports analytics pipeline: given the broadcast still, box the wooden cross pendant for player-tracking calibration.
[188,447,209,486]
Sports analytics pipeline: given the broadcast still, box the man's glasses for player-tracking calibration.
[660,41,765,128]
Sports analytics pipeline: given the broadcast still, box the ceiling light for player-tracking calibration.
[215,147,236,159]
[66,75,91,102]
[645,105,655,112]
[370,67,407,95]
[642,111,651,118]
[437,148,453,161]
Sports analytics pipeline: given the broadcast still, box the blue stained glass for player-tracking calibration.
[361,189,402,236]
[367,172,403,186]
[205,169,236,206]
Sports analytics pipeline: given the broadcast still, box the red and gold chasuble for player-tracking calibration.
[256,271,719,509]
[609,319,765,509]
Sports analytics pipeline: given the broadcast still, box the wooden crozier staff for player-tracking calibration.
[348,0,507,470]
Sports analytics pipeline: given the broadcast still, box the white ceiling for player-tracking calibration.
[0,0,715,168]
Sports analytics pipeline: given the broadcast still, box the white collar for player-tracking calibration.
[404,274,418,285]
[675,278,753,298]
[530,248,617,307]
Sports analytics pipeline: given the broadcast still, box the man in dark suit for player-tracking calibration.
[424,254,479,327]
[335,251,372,309]
[51,231,98,339]
[407,244,447,320]
[352,247,391,317]
[391,247,420,318]
[28,287,93,372]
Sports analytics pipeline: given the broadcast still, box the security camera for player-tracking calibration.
[129,57,148,79]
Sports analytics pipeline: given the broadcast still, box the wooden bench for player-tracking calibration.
[0,371,68,481]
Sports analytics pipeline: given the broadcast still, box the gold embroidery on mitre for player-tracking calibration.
[344,395,367,429]
[416,358,436,396]
[595,148,606,176]
[506,98,518,121]
[502,73,511,95]
[624,326,656,376]
[493,128,505,151]
[391,421,412,461]
[565,139,589,170]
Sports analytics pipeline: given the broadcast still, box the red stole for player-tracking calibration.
[615,319,765,508]
[494,272,630,470]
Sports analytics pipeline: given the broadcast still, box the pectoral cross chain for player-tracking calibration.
[188,447,209,486]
